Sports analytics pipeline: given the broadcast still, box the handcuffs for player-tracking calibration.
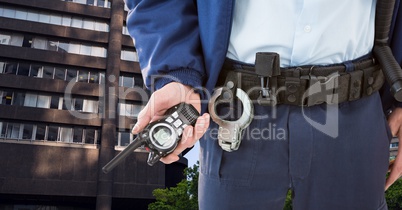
[208,83,253,152]
[208,53,279,152]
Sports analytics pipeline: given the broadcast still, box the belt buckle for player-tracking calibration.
[303,72,340,106]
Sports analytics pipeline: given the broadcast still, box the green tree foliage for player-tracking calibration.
[148,164,402,209]
[283,190,293,210]
[148,162,199,210]
[386,177,402,209]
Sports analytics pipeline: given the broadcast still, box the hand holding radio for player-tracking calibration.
[102,82,210,173]
[132,82,210,164]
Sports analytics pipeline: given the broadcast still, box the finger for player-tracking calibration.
[389,120,399,137]
[180,125,194,145]
[160,128,197,164]
[386,131,402,190]
[132,104,152,134]
[389,159,395,172]
[193,113,210,141]
[132,93,172,134]
[160,114,210,164]
[179,113,210,148]
[386,155,402,190]
[388,109,402,136]
[160,155,180,164]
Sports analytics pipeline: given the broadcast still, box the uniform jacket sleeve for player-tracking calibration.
[124,0,205,90]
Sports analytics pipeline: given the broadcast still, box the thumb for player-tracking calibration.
[132,104,152,134]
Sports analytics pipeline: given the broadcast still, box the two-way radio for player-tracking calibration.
[102,103,199,174]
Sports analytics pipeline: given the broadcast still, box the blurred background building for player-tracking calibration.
[0,0,188,209]
[390,137,398,161]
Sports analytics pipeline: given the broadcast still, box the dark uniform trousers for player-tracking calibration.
[199,91,391,210]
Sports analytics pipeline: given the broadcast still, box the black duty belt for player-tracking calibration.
[216,53,384,107]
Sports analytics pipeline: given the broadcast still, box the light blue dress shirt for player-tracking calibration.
[226,0,377,67]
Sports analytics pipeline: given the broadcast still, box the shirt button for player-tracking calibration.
[304,25,312,33]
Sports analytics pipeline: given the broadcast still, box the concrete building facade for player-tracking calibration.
[0,0,187,209]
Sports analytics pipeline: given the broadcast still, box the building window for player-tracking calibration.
[50,96,60,109]
[0,61,5,74]
[17,63,30,76]
[39,13,50,23]
[71,17,83,28]
[118,102,144,117]
[48,40,60,51]
[23,93,51,108]
[13,92,25,106]
[0,5,109,32]
[35,124,46,140]
[22,124,34,140]
[87,0,95,5]
[89,72,99,83]
[1,89,101,112]
[0,32,107,58]
[3,8,15,18]
[58,127,73,143]
[78,70,89,82]
[54,68,66,80]
[97,0,111,8]
[0,120,100,145]
[119,76,134,88]
[83,19,95,30]
[61,0,111,8]
[1,59,106,85]
[50,14,62,25]
[6,123,21,139]
[27,11,39,22]
[0,91,13,105]
[15,9,27,20]
[134,77,144,87]
[9,34,24,46]
[24,93,38,107]
[100,72,105,84]
[62,15,72,26]
[117,131,132,147]
[390,142,399,149]
[122,25,129,35]
[0,122,6,138]
[85,128,96,144]
[95,22,108,32]
[73,98,84,111]
[119,75,144,88]
[30,65,43,77]
[80,45,92,56]
[121,50,139,62]
[42,66,54,79]
[4,62,18,74]
[91,46,106,57]
[83,99,99,113]
[37,95,51,108]
[47,126,57,141]
[73,127,84,143]
[66,69,78,81]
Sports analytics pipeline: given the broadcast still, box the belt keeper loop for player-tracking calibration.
[348,70,364,101]
[343,60,355,72]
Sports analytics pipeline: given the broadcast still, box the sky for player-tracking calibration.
[184,142,200,167]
